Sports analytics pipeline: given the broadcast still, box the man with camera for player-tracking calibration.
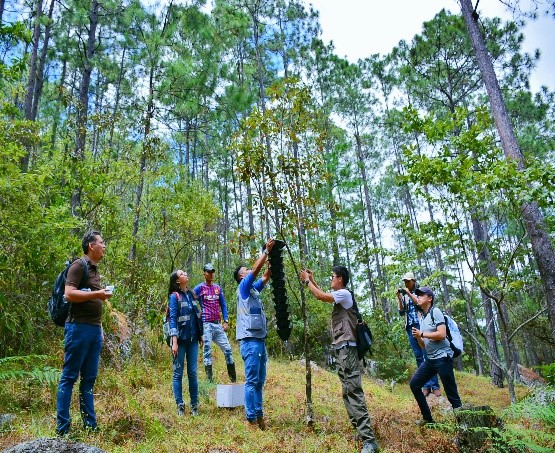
[397,272,440,397]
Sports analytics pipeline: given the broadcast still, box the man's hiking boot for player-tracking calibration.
[245,419,259,431]
[191,405,199,417]
[177,403,185,416]
[227,363,237,382]
[205,364,213,382]
[256,416,266,430]
[361,439,379,452]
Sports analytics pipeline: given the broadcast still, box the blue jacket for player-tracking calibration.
[169,289,203,342]
[235,272,267,340]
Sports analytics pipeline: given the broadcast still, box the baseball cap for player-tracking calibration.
[203,263,215,272]
[402,271,415,281]
[414,286,434,299]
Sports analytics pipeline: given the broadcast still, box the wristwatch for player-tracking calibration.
[304,280,310,286]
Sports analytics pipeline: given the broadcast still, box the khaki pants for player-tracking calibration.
[336,346,376,443]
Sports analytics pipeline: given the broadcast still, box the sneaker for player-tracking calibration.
[191,406,199,417]
[422,388,430,397]
[177,403,185,416]
[415,418,434,427]
[361,439,379,452]
[432,388,442,397]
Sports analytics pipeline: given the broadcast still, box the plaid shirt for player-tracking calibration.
[193,282,229,323]
[398,292,420,328]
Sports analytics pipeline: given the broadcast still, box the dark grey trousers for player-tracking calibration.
[336,346,377,443]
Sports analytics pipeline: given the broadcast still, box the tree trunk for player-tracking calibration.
[460,0,555,343]
[24,0,43,121]
[31,0,55,122]
[471,216,504,387]
[130,63,154,263]
[50,56,67,148]
[108,46,127,152]
[72,0,100,216]
[74,0,99,158]
[20,0,43,170]
[354,130,389,322]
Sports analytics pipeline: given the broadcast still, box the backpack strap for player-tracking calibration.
[348,290,363,323]
[78,258,89,289]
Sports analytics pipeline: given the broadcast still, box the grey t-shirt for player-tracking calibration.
[420,307,452,359]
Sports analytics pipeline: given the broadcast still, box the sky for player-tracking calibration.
[304,0,554,92]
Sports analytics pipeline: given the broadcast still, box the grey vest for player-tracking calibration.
[331,301,357,345]
[236,286,267,340]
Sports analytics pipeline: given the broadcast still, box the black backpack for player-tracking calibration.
[48,258,89,327]
[350,291,373,361]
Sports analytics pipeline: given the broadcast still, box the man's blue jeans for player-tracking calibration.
[406,325,439,391]
[172,338,199,409]
[410,355,462,422]
[56,322,103,434]
[240,338,266,421]
[203,322,234,366]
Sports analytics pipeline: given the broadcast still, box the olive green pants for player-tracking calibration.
[336,346,377,443]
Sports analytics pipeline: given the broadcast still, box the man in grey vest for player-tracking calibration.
[233,238,274,430]
[300,266,379,453]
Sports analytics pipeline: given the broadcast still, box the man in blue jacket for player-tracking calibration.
[233,238,274,430]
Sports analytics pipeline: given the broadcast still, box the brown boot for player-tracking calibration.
[256,416,266,430]
[245,419,258,431]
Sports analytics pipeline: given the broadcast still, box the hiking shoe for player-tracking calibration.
[245,419,259,431]
[422,388,430,397]
[256,416,266,430]
[415,418,434,427]
[191,406,199,417]
[177,403,185,416]
[361,439,379,452]
[432,388,442,397]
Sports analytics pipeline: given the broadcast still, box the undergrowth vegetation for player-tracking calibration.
[1,331,554,452]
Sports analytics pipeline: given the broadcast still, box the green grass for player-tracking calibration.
[0,335,552,452]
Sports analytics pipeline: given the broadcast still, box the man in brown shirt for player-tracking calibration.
[56,230,112,436]
[300,266,379,453]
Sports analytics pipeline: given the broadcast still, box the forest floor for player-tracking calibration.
[0,338,552,453]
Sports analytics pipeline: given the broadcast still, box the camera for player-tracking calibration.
[397,288,407,296]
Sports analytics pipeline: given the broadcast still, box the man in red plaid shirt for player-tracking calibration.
[193,263,236,382]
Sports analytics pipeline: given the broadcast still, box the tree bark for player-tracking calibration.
[72,0,100,217]
[460,0,555,343]
[354,129,389,322]
[471,216,504,387]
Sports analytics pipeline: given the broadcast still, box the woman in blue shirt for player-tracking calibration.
[168,270,203,416]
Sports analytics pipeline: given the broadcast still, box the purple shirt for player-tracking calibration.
[194,282,229,323]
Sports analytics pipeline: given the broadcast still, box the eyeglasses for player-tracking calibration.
[205,270,215,273]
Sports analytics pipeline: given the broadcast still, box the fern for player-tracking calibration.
[0,355,59,385]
